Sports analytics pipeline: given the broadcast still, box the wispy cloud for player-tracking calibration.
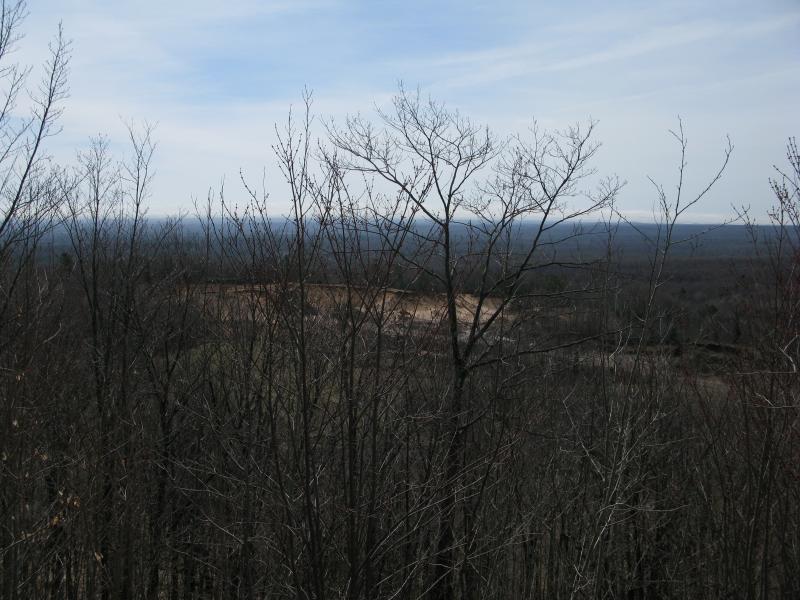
[16,0,800,221]
[398,12,800,90]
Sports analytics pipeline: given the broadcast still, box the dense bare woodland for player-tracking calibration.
[1,4,798,599]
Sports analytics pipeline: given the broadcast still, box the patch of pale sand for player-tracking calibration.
[196,283,509,326]
[302,284,507,326]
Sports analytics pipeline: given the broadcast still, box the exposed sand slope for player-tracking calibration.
[196,282,510,327]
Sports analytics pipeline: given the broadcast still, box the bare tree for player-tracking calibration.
[329,86,620,600]
[0,4,71,598]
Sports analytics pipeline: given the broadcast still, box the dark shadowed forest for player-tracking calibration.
[1,3,798,599]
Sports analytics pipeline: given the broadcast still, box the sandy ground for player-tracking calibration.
[196,282,510,327]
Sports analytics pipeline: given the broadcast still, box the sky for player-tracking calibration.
[18,0,800,222]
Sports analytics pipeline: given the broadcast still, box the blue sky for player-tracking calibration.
[20,0,800,221]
